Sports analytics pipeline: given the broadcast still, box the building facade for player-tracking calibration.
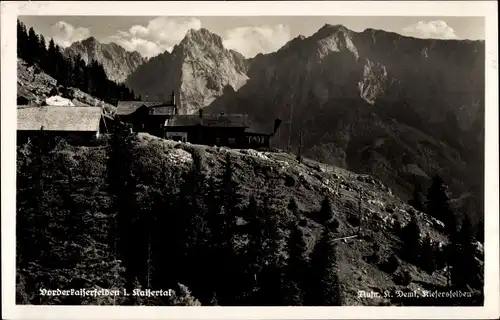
[116,91,177,137]
[164,110,281,149]
[116,92,281,149]
[17,106,106,145]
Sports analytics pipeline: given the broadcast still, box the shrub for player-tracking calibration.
[393,268,412,286]
[298,218,308,227]
[347,214,361,227]
[318,196,334,225]
[328,219,340,232]
[381,254,401,274]
[419,235,437,274]
[285,175,296,187]
[368,242,381,264]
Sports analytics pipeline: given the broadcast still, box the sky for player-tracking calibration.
[18,16,485,59]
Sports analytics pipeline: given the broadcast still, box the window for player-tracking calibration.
[228,137,236,144]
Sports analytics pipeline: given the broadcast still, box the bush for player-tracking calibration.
[419,235,438,274]
[327,219,340,232]
[298,218,308,227]
[399,216,422,264]
[368,242,381,264]
[347,214,361,227]
[385,204,395,213]
[285,175,296,187]
[380,254,401,274]
[393,268,412,286]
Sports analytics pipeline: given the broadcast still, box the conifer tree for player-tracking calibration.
[17,20,28,59]
[426,175,457,233]
[306,230,343,306]
[202,154,242,304]
[419,234,437,274]
[400,213,422,264]
[26,27,39,65]
[284,223,308,305]
[408,184,425,212]
[318,196,334,226]
[449,213,482,291]
[245,184,286,305]
[45,38,56,76]
[37,34,47,69]
[287,197,300,217]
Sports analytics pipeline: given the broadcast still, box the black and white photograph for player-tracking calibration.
[2,1,499,319]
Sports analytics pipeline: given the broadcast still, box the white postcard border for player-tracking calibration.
[1,1,498,319]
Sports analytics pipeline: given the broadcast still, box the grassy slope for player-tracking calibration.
[49,133,453,306]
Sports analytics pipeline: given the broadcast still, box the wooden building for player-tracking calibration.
[116,91,177,137]
[116,91,281,149]
[164,109,282,149]
[17,106,107,145]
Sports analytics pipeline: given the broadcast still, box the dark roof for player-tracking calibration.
[166,114,249,128]
[17,106,102,132]
[116,101,174,115]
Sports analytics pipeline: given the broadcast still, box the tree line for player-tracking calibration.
[396,176,484,305]
[15,130,483,306]
[16,131,343,306]
[17,19,140,105]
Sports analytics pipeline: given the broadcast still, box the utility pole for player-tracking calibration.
[296,130,303,164]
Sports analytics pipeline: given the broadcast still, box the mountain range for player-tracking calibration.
[64,36,145,83]
[58,24,486,223]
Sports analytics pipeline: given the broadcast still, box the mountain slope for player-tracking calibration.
[65,37,145,83]
[207,24,484,220]
[17,58,116,114]
[16,133,484,305]
[126,28,249,114]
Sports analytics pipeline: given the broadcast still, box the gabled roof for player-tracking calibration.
[116,101,174,115]
[166,114,249,128]
[17,106,102,132]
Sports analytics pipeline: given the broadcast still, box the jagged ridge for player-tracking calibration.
[65,37,145,83]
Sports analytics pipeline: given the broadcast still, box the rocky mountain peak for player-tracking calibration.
[127,27,249,115]
[279,34,306,52]
[65,37,144,83]
[81,36,98,47]
[309,24,359,60]
[180,28,224,49]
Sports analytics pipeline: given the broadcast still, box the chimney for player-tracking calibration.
[171,91,176,106]
[199,108,203,118]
